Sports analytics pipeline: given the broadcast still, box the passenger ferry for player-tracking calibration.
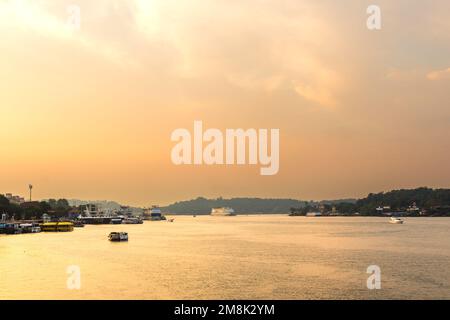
[77,204,120,225]
[122,217,143,224]
[110,217,123,225]
[108,232,128,242]
[41,222,74,232]
[143,206,166,221]
[19,223,41,233]
[78,216,114,225]
[0,223,22,235]
[211,207,236,216]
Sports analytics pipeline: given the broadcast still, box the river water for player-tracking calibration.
[1,216,449,299]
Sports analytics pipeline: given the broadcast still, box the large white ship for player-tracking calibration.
[211,207,236,216]
[143,205,166,221]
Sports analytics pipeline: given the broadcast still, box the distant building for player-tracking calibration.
[20,201,41,209]
[118,206,133,217]
[318,204,326,213]
[102,208,116,216]
[2,193,25,205]
[67,207,81,220]
[376,206,392,215]
[79,204,100,217]
[407,202,420,215]
[142,207,152,219]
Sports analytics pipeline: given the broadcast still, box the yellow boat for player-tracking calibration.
[41,222,74,232]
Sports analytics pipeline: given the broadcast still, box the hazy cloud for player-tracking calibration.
[427,67,450,81]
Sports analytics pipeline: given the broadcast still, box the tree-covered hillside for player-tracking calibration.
[161,197,308,214]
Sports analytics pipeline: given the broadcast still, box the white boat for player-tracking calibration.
[122,217,143,224]
[389,217,404,224]
[143,206,166,221]
[211,207,235,216]
[110,218,123,225]
[306,212,322,217]
[19,223,41,233]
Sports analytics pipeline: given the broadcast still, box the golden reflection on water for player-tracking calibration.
[1,216,450,299]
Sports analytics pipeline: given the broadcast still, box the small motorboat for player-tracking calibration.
[122,217,143,224]
[73,220,85,228]
[108,232,128,242]
[389,217,404,224]
[110,218,123,225]
[167,218,174,222]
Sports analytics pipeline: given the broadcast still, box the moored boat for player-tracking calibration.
[389,217,404,224]
[73,220,85,228]
[122,217,143,224]
[0,223,22,235]
[41,222,74,232]
[211,207,235,216]
[19,223,41,233]
[306,212,322,217]
[78,216,113,225]
[110,217,123,225]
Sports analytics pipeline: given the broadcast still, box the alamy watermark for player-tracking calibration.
[366,265,381,290]
[66,265,81,290]
[66,4,81,31]
[367,5,381,30]
[171,121,280,175]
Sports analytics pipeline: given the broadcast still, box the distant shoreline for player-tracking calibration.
[164,213,450,217]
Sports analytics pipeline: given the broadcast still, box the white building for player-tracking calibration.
[2,193,25,205]
[80,204,100,217]
[118,206,133,217]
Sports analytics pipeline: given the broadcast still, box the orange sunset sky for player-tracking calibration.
[1,0,449,206]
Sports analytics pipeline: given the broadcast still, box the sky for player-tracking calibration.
[0,0,449,206]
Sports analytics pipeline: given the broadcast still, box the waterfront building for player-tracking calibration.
[2,193,25,205]
[407,202,420,215]
[79,204,100,217]
[376,206,393,215]
[142,207,151,219]
[67,207,81,220]
[118,206,133,217]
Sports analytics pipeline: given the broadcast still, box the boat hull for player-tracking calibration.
[211,207,236,216]
[389,220,404,224]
